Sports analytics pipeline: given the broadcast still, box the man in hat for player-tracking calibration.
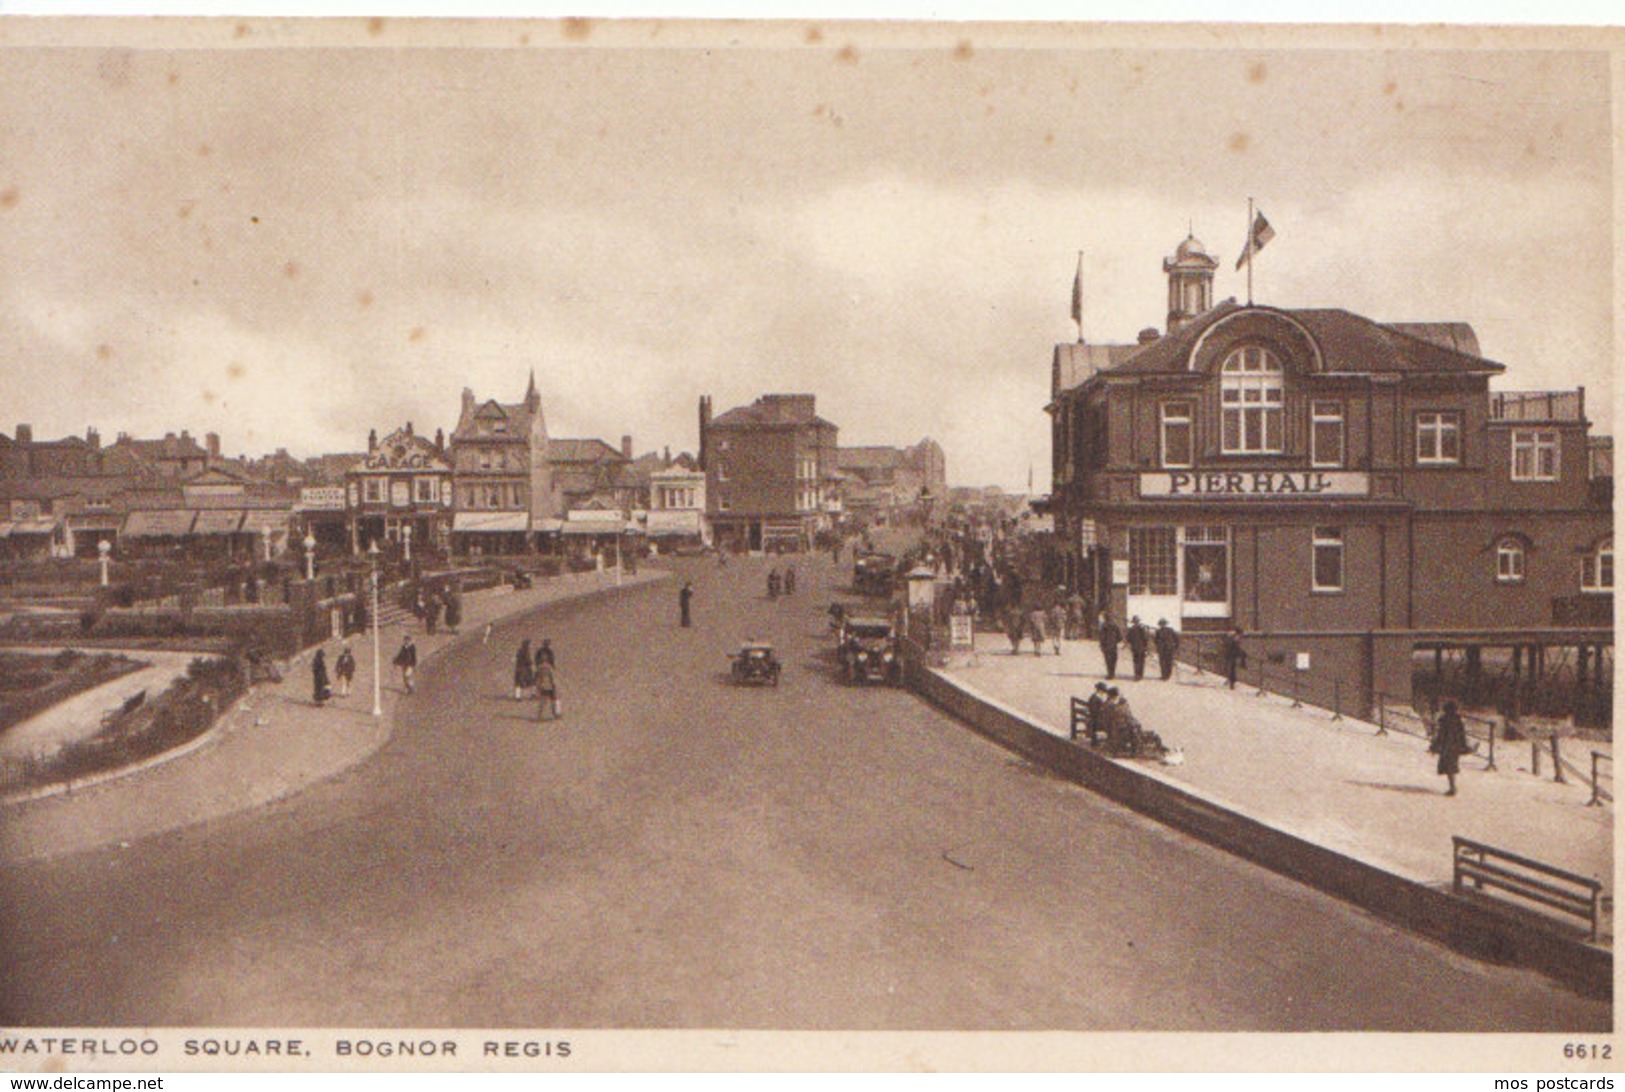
[1079,681,1110,745]
[1097,611,1122,680]
[1126,615,1151,681]
[1153,619,1180,681]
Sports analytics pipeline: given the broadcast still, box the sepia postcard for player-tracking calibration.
[0,13,1617,1076]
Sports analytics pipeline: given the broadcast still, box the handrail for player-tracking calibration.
[1451,835,1604,942]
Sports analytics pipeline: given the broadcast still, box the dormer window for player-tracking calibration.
[1220,346,1283,454]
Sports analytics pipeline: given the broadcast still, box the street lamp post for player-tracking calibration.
[402,523,412,564]
[369,540,383,718]
[97,539,111,587]
[303,531,317,582]
[261,526,273,563]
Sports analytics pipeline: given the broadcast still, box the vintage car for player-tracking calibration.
[839,614,901,685]
[729,641,782,686]
[852,552,896,597]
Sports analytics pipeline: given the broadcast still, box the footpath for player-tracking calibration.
[0,567,667,863]
[931,633,1612,943]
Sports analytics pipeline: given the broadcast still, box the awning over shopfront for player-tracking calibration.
[11,517,59,536]
[453,511,530,533]
[533,518,565,534]
[239,509,291,537]
[123,510,196,538]
[191,509,245,536]
[645,510,704,536]
[560,516,627,536]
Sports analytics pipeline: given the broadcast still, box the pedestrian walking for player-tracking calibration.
[393,635,417,694]
[1430,700,1471,796]
[311,648,332,706]
[784,565,797,595]
[679,580,694,627]
[334,644,357,697]
[444,590,462,634]
[1153,619,1179,681]
[535,637,555,672]
[514,638,536,700]
[1003,608,1026,655]
[1025,605,1048,656]
[425,591,442,635]
[767,568,781,600]
[1126,616,1151,681]
[536,660,560,721]
[1046,598,1065,655]
[1221,626,1247,690]
[1097,612,1122,680]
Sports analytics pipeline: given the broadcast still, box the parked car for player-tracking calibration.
[839,614,900,685]
[729,641,782,687]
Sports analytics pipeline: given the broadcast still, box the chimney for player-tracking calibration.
[663,445,672,466]
[621,434,633,459]
[462,387,476,418]
[15,424,30,444]
[1137,327,1161,345]
[405,421,414,437]
[205,432,220,459]
[368,428,378,453]
[434,427,445,452]
[698,395,712,470]
[180,429,192,444]
[86,427,100,450]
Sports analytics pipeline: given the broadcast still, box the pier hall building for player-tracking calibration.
[1047,234,1613,716]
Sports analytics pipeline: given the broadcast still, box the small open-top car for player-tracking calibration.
[839,614,901,685]
[729,641,782,686]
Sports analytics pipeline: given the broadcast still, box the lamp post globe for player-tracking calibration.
[97,539,112,587]
[303,532,317,582]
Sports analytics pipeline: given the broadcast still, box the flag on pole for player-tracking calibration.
[1235,210,1276,270]
[1070,251,1084,330]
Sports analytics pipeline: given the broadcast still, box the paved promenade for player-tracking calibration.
[938,632,1612,927]
[0,567,668,863]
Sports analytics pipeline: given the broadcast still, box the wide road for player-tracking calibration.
[0,551,1609,1030]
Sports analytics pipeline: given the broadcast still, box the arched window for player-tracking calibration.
[1221,346,1284,454]
[1582,537,1613,593]
[1495,537,1526,584]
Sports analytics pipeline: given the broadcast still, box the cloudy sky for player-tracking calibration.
[0,25,1611,489]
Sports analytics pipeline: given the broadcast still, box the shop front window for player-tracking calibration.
[1128,527,1178,596]
[1182,525,1229,607]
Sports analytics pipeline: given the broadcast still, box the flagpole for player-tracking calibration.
[1072,249,1085,343]
[1246,196,1255,306]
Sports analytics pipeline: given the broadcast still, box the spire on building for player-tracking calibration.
[525,368,540,410]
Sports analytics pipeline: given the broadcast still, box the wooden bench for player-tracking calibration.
[1069,696,1090,743]
[1452,836,1605,942]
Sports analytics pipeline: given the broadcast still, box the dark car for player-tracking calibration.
[839,615,900,685]
[852,552,896,596]
[729,641,782,687]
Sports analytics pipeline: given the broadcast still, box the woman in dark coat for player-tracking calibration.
[311,649,332,706]
[1431,700,1471,796]
[514,639,535,700]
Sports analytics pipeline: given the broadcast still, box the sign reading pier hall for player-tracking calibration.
[1140,471,1370,498]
